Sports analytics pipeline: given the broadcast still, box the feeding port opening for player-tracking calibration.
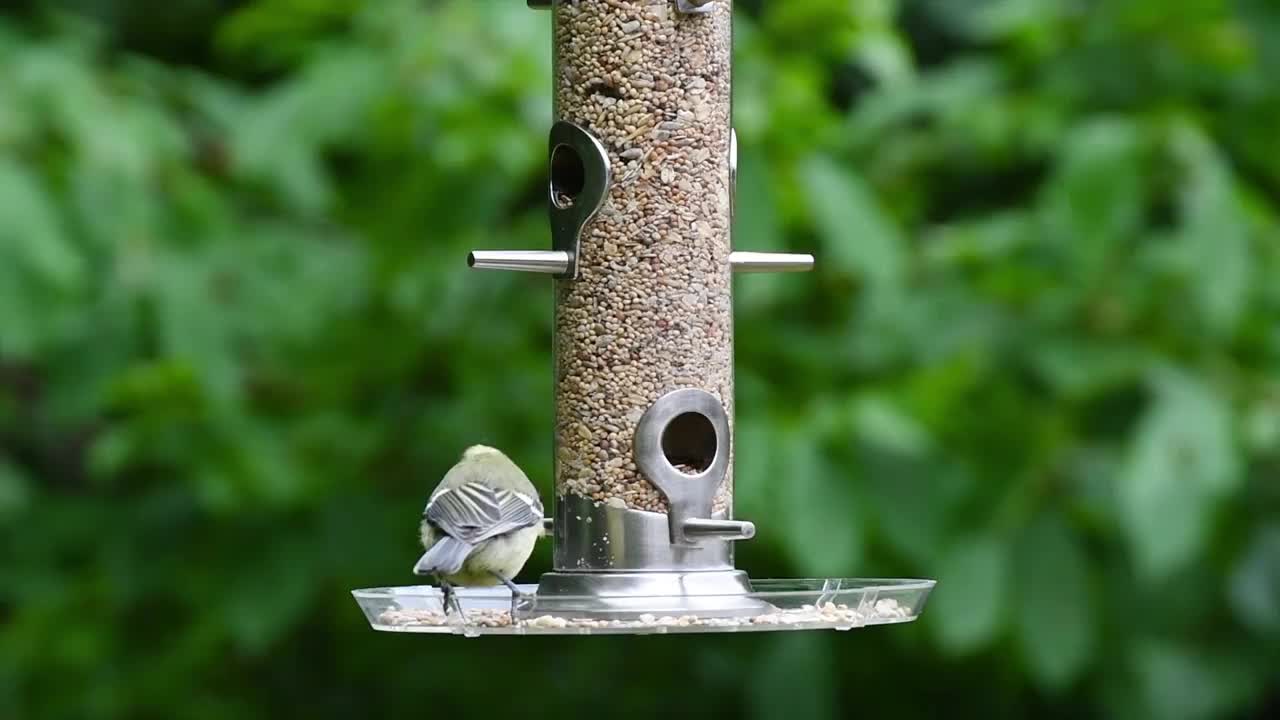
[662,411,716,475]
[550,143,585,210]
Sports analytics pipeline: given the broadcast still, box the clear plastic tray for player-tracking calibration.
[352,578,934,636]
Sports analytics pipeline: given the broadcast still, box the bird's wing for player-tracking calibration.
[425,481,542,545]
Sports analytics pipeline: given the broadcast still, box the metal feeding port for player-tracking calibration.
[353,0,933,636]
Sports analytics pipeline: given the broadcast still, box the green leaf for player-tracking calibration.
[216,0,360,71]
[732,416,774,518]
[0,158,84,290]
[920,211,1033,268]
[230,48,383,215]
[0,456,32,516]
[86,427,135,481]
[0,263,39,356]
[1133,642,1259,720]
[929,533,1010,655]
[1038,118,1144,283]
[777,429,864,575]
[1119,367,1241,580]
[851,394,931,455]
[1014,513,1095,690]
[1227,524,1280,633]
[1243,399,1280,454]
[153,253,239,401]
[223,537,314,656]
[962,0,1071,40]
[864,455,972,566]
[750,634,836,720]
[799,155,905,291]
[849,60,1002,145]
[1029,338,1149,399]
[1169,121,1252,335]
[856,30,914,86]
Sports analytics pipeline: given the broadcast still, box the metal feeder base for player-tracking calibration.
[534,570,771,618]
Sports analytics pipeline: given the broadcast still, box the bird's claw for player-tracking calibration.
[438,578,468,624]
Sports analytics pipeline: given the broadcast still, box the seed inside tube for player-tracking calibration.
[553,0,733,516]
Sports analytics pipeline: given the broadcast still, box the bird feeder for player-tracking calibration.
[353,0,934,635]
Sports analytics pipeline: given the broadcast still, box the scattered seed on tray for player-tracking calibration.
[374,599,915,634]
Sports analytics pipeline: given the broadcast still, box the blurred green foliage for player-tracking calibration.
[2,1,1279,718]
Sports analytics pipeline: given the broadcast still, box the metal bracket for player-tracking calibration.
[634,389,754,546]
[730,252,815,272]
[468,121,610,279]
[548,121,610,280]
[468,250,570,274]
[727,126,814,271]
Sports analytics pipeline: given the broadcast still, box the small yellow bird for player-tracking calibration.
[414,445,544,615]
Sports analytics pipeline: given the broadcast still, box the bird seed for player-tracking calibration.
[552,0,735,516]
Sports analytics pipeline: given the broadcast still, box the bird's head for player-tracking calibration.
[462,445,503,460]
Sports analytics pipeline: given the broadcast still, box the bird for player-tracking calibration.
[413,445,544,617]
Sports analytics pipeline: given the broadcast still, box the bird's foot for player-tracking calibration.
[438,578,468,624]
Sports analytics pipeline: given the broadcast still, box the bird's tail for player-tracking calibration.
[413,536,474,576]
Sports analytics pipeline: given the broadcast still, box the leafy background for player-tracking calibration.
[2,0,1279,718]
